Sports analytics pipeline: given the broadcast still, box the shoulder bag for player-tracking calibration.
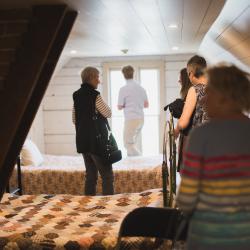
[92,104,122,164]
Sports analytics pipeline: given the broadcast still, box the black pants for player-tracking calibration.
[83,153,114,195]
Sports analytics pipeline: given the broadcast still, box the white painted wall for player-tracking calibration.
[28,104,45,153]
[43,54,193,155]
[26,55,73,153]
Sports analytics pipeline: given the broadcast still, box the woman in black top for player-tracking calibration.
[73,67,114,195]
[175,56,209,170]
[174,55,208,137]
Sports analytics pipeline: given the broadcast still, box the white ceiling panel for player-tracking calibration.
[216,26,246,51]
[228,37,250,58]
[200,0,250,70]
[128,0,170,49]
[232,6,250,39]
[194,0,226,43]
[182,0,212,45]
[156,0,183,48]
[0,0,226,57]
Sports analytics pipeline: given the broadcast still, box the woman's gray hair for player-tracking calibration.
[81,67,99,83]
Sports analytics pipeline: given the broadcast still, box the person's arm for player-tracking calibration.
[117,89,125,110]
[143,89,149,108]
[96,95,112,118]
[72,105,76,124]
[174,87,196,138]
[176,129,203,214]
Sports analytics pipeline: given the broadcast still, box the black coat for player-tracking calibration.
[73,83,100,154]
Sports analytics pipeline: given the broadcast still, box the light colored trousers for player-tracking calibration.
[124,119,144,156]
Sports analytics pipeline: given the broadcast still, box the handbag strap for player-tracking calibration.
[105,119,111,131]
[92,97,111,135]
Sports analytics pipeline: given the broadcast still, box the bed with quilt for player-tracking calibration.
[0,188,164,250]
[10,155,162,195]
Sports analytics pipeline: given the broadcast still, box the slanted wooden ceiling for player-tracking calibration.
[0,0,226,57]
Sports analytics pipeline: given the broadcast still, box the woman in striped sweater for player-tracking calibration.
[72,67,114,195]
[176,64,250,250]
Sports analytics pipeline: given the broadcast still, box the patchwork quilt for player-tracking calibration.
[0,189,164,250]
[10,155,162,195]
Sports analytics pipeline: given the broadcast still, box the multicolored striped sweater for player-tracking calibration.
[176,118,250,250]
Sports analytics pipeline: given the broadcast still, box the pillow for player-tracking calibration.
[21,139,44,166]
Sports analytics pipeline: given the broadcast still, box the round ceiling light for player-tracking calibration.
[172,46,179,51]
[168,24,178,29]
[70,50,77,54]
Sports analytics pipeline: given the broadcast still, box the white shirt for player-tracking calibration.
[118,79,148,120]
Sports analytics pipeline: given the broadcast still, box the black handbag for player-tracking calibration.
[168,98,184,119]
[165,98,194,136]
[93,112,122,164]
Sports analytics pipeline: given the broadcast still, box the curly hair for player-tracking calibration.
[207,64,250,112]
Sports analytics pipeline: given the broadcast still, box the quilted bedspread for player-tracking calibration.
[10,155,163,195]
[0,189,163,250]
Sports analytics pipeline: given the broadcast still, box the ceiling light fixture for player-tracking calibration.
[121,49,128,54]
[70,50,77,54]
[168,24,178,29]
[172,46,179,51]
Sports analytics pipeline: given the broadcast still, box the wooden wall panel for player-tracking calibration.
[45,134,75,144]
[45,84,80,96]
[44,111,74,135]
[52,76,80,85]
[44,97,73,110]
[28,105,45,153]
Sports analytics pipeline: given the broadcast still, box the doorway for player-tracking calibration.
[103,61,165,156]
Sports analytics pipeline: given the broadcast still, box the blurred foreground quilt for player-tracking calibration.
[0,189,163,250]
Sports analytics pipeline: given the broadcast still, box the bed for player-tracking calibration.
[10,155,163,195]
[0,188,165,250]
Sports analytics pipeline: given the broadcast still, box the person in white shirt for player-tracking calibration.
[118,65,149,156]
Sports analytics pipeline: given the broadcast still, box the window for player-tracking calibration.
[103,61,164,157]
[109,70,126,155]
[139,69,159,155]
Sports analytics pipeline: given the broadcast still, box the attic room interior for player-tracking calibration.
[0,0,250,249]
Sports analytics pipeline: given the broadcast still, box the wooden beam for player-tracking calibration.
[0,6,77,200]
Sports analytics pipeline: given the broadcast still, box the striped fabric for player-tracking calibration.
[95,95,112,118]
[176,119,250,250]
[72,95,111,124]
